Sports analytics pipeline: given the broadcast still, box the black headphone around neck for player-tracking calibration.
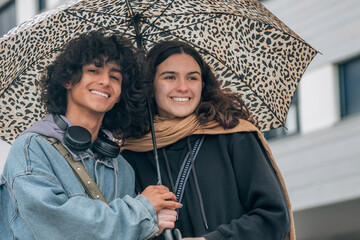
[53,114,120,158]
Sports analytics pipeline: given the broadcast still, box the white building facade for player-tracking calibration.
[263,0,360,239]
[1,0,360,239]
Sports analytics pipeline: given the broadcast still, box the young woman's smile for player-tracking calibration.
[154,53,202,118]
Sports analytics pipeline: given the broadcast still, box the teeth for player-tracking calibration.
[91,90,109,98]
[172,97,190,102]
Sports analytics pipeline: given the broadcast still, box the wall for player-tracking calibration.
[15,0,36,24]
[262,0,360,239]
[299,64,340,134]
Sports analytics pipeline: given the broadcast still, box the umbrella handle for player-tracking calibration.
[163,228,182,240]
[147,98,162,185]
[163,229,173,240]
[173,228,182,239]
[147,98,182,240]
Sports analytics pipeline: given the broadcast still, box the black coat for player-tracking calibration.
[122,132,290,240]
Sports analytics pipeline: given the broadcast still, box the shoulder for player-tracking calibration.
[2,133,56,181]
[211,131,259,144]
[205,131,265,155]
[116,153,134,169]
[115,153,135,175]
[121,150,147,164]
[233,118,260,133]
[10,133,52,155]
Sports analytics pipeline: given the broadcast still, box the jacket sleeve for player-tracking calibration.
[203,132,290,240]
[7,134,158,240]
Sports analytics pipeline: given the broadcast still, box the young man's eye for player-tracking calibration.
[88,69,97,73]
[111,75,120,81]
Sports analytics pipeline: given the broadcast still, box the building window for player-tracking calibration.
[264,91,300,140]
[339,55,360,118]
[0,0,16,37]
[38,0,46,11]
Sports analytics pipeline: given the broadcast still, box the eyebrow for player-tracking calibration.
[159,71,201,76]
[110,67,122,73]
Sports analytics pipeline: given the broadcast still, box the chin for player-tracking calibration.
[173,112,193,118]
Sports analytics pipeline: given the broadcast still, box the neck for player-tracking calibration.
[65,111,104,142]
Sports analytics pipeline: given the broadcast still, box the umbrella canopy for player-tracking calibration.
[0,0,317,144]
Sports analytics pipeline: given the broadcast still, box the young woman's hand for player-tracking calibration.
[141,185,181,212]
[156,208,178,235]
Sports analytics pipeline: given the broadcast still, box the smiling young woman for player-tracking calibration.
[122,40,295,240]
[153,53,202,119]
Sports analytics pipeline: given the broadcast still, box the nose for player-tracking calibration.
[98,72,110,86]
[175,78,188,92]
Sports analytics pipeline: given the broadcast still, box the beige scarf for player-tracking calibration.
[122,114,295,240]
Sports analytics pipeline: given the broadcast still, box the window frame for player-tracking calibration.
[339,55,360,118]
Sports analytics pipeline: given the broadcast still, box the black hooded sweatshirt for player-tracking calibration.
[122,132,290,240]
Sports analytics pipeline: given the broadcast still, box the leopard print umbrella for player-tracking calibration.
[0,0,317,144]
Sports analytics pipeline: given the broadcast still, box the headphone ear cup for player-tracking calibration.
[92,137,120,158]
[64,126,92,152]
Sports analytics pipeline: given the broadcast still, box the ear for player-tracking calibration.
[116,95,121,103]
[64,82,72,90]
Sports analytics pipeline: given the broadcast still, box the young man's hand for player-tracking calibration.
[156,208,177,235]
[141,185,181,212]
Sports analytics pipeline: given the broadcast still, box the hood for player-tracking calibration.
[22,114,69,144]
[21,114,113,158]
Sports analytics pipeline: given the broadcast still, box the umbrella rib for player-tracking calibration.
[64,9,134,34]
[61,10,147,48]
[66,6,317,51]
[141,13,221,37]
[138,0,163,16]
[140,14,312,89]
[10,46,62,81]
[125,0,134,17]
[140,0,178,35]
[139,26,287,126]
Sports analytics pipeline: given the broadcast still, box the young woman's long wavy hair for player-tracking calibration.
[39,30,143,138]
[128,40,258,138]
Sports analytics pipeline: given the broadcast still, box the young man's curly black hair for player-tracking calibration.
[40,30,143,139]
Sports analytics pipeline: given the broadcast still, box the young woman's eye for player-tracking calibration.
[88,69,97,73]
[188,76,200,81]
[164,75,175,80]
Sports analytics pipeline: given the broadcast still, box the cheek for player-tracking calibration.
[154,82,168,99]
[154,90,163,107]
[115,82,122,96]
[194,84,203,99]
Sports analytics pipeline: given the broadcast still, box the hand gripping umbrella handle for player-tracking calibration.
[163,228,182,240]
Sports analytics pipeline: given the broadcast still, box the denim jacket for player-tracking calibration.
[0,133,158,240]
